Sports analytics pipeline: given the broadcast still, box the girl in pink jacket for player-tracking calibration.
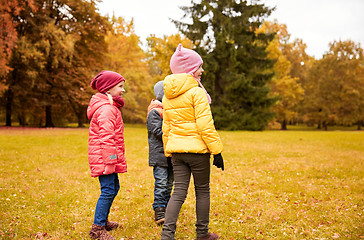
[87,70,127,240]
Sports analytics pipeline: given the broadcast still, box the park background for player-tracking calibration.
[1,0,363,130]
[0,0,363,239]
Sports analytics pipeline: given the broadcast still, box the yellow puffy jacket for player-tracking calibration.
[162,73,223,157]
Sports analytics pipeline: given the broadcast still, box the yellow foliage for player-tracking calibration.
[259,21,304,123]
[104,16,154,123]
[146,34,193,80]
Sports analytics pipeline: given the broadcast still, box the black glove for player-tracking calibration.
[213,153,224,171]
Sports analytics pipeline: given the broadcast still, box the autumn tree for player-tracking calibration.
[103,16,153,123]
[258,21,304,130]
[305,40,364,130]
[6,35,50,126]
[59,0,110,127]
[2,0,109,127]
[174,0,276,130]
[0,0,37,125]
[146,34,193,80]
[0,1,36,83]
[279,39,314,126]
[2,0,46,126]
[283,39,313,89]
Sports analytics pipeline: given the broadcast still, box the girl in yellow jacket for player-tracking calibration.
[161,44,224,240]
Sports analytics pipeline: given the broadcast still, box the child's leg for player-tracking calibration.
[153,166,170,209]
[166,164,174,203]
[93,173,119,226]
[107,174,120,217]
[161,154,191,240]
[189,154,210,238]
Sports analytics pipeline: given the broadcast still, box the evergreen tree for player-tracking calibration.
[174,0,276,130]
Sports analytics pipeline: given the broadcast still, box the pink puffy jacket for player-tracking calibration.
[87,93,127,177]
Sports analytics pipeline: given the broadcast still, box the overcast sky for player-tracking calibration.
[97,0,364,59]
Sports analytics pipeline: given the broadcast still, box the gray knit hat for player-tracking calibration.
[154,80,164,101]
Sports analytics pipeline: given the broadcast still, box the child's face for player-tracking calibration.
[193,65,204,81]
[108,81,125,96]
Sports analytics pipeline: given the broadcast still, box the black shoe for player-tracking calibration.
[154,207,166,225]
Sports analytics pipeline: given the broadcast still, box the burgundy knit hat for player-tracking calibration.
[91,70,125,93]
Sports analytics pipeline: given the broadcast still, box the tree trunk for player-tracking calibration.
[18,112,26,127]
[5,88,13,126]
[280,119,287,130]
[67,97,85,128]
[45,105,55,127]
[323,121,328,131]
[77,110,85,128]
[358,121,362,130]
[77,119,84,128]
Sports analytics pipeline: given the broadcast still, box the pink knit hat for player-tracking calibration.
[170,44,211,104]
[91,70,125,93]
[170,44,203,75]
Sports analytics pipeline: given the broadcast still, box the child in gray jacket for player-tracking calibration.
[147,80,174,225]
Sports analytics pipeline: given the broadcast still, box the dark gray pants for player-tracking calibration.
[161,153,211,240]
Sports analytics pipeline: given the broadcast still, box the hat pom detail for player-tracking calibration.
[177,43,182,51]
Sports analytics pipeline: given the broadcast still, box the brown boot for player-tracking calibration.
[196,232,219,240]
[89,224,115,240]
[154,207,165,225]
[105,220,119,231]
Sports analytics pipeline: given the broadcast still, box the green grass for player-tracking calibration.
[0,126,363,239]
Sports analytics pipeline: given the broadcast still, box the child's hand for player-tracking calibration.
[103,165,116,175]
[213,153,224,171]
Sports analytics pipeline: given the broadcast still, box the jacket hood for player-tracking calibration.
[163,73,198,100]
[147,99,163,118]
[87,93,111,119]
[147,99,162,114]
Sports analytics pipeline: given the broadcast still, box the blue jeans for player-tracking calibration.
[93,173,120,226]
[153,165,174,209]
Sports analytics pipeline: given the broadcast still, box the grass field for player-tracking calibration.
[0,125,363,239]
